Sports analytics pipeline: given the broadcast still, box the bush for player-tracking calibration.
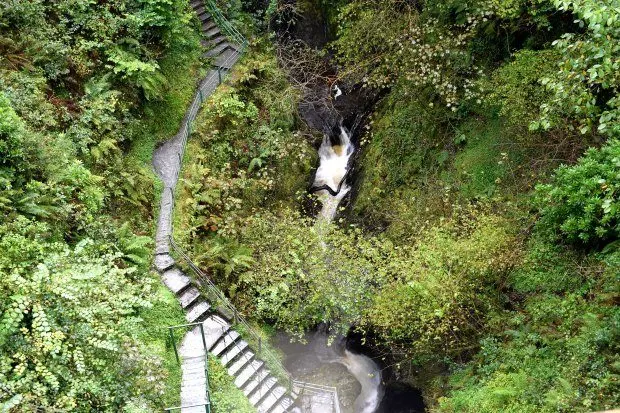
[364,212,517,361]
[0,218,165,411]
[536,139,620,246]
[439,252,619,412]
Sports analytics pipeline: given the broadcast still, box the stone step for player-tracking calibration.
[202,20,217,32]
[179,287,201,309]
[193,4,207,14]
[220,340,249,366]
[155,242,170,255]
[201,35,227,49]
[243,367,270,397]
[154,254,175,272]
[181,383,208,396]
[182,376,207,387]
[257,385,287,413]
[205,26,221,39]
[177,406,207,413]
[190,0,203,8]
[205,42,232,58]
[278,396,297,412]
[186,301,211,323]
[249,376,278,406]
[197,11,212,23]
[228,350,255,376]
[211,330,240,356]
[162,268,191,294]
[214,48,241,69]
[202,315,231,350]
[235,359,264,389]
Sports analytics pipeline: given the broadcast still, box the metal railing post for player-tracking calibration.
[169,328,180,365]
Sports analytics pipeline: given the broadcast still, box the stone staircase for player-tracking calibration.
[190,0,242,67]
[155,256,299,413]
[153,1,304,412]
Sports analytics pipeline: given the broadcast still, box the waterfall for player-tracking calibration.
[313,126,353,222]
[310,122,385,413]
[339,350,384,413]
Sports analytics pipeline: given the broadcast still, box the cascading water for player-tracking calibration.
[308,121,385,413]
[313,126,354,221]
[339,349,384,413]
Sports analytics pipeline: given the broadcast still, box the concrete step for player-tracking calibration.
[197,11,211,23]
[193,4,208,14]
[275,396,296,413]
[243,367,270,396]
[190,0,203,8]
[202,20,217,32]
[202,315,231,350]
[220,340,249,366]
[179,287,201,309]
[249,376,278,406]
[182,376,207,387]
[162,268,191,294]
[154,254,175,272]
[211,330,240,356]
[201,35,227,49]
[177,406,207,413]
[205,42,232,58]
[186,301,211,323]
[235,359,264,389]
[214,47,241,69]
[257,385,287,413]
[205,26,221,39]
[228,350,255,376]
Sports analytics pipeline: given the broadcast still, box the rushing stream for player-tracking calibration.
[313,126,353,221]
[273,9,425,409]
[306,115,385,412]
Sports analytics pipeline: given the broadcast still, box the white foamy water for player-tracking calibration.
[310,124,384,412]
[339,350,384,413]
[313,126,353,222]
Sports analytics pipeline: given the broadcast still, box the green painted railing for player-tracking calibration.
[203,0,248,48]
[164,323,212,413]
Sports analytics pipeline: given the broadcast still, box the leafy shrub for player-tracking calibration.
[536,0,620,137]
[364,212,517,360]
[487,49,561,130]
[0,218,165,411]
[439,253,619,412]
[536,139,620,246]
[234,208,392,338]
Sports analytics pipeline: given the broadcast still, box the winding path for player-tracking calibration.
[152,2,299,412]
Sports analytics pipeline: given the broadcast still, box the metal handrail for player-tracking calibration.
[165,322,211,413]
[160,2,341,411]
[203,0,247,47]
[169,237,291,385]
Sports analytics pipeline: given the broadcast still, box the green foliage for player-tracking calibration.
[365,212,516,360]
[0,0,201,410]
[509,235,590,293]
[137,284,187,407]
[204,87,259,127]
[487,49,562,130]
[439,251,619,412]
[175,43,314,257]
[234,209,392,338]
[536,0,620,137]
[0,218,166,411]
[536,139,620,246]
[208,357,255,412]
